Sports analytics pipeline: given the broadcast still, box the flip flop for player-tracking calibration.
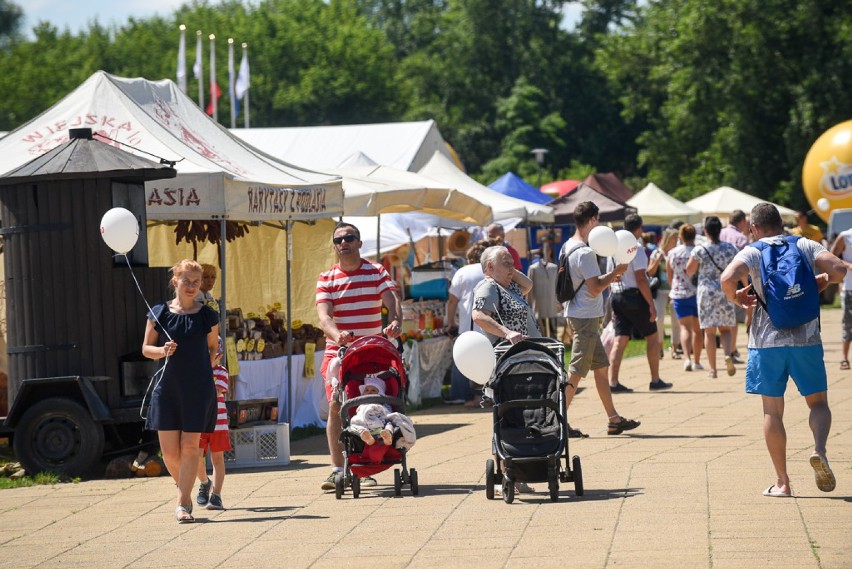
[762,484,792,498]
[809,454,837,492]
[840,360,850,371]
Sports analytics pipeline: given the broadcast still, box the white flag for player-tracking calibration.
[193,33,202,80]
[235,48,250,99]
[176,27,187,92]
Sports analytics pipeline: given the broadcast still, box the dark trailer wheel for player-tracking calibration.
[13,397,105,478]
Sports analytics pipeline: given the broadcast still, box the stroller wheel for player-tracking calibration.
[410,468,419,496]
[334,471,345,500]
[352,475,361,499]
[548,476,559,502]
[572,455,584,497]
[394,468,402,497]
[502,478,515,504]
[485,459,495,500]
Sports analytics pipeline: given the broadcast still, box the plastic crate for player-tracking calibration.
[208,423,290,469]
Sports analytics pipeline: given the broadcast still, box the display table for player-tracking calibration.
[234,351,327,429]
[234,337,454,423]
[402,336,453,406]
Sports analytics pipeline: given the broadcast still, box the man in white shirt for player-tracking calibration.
[722,203,845,496]
[607,214,672,392]
[829,227,852,370]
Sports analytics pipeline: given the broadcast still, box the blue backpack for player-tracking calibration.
[750,235,819,329]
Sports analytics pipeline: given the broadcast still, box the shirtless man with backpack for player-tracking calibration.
[558,201,640,436]
[721,203,846,497]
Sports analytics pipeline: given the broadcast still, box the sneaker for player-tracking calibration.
[206,493,224,510]
[361,476,377,487]
[610,383,633,393]
[683,359,693,372]
[196,479,211,506]
[725,356,736,377]
[321,471,338,491]
[731,354,744,364]
[693,362,704,371]
[649,379,673,391]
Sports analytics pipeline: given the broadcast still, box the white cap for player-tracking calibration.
[359,375,386,396]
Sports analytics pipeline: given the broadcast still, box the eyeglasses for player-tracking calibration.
[179,278,201,288]
[333,234,357,244]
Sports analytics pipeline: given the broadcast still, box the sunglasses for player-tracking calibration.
[333,235,357,244]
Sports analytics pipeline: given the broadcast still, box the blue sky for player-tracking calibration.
[23,1,583,36]
[23,0,189,34]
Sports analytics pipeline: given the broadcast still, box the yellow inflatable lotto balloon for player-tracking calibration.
[802,120,852,222]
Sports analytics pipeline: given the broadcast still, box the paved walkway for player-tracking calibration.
[1,309,850,569]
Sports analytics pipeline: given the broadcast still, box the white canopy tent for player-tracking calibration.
[627,182,702,224]
[418,152,554,224]
[686,186,798,224]
[0,71,344,221]
[233,120,456,172]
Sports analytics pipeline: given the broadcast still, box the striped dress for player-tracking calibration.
[316,259,397,356]
[212,365,230,432]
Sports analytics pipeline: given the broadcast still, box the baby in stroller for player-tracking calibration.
[332,335,419,498]
[346,375,416,449]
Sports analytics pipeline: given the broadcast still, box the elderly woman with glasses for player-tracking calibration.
[142,259,220,523]
[472,245,539,345]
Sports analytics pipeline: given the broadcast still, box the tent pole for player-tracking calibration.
[376,213,381,261]
[219,217,227,353]
[286,220,293,432]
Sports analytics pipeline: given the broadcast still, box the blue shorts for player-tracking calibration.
[673,296,698,319]
[745,345,827,397]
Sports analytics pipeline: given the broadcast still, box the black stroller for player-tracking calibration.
[484,338,583,503]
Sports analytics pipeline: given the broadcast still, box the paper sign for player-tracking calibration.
[304,342,316,378]
[225,336,240,377]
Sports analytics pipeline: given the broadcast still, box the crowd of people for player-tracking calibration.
[140,204,845,522]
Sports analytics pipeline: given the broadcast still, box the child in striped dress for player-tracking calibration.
[195,345,231,510]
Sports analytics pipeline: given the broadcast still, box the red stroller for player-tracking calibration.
[334,335,418,498]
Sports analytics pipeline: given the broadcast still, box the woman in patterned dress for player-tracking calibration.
[686,216,739,379]
[472,246,539,345]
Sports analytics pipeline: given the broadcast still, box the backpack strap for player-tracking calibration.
[561,241,587,294]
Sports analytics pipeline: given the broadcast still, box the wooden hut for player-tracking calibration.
[0,128,176,418]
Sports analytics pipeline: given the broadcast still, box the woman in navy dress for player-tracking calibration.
[143,259,219,523]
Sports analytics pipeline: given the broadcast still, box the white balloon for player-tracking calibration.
[100,207,139,254]
[817,197,830,212]
[452,331,496,385]
[588,225,618,257]
[613,230,639,264]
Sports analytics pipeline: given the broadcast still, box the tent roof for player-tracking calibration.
[549,183,634,224]
[541,179,580,197]
[583,173,634,203]
[233,120,456,172]
[0,71,344,221]
[0,128,176,184]
[419,152,554,223]
[328,163,492,224]
[627,182,702,224]
[685,186,798,223]
[488,171,552,204]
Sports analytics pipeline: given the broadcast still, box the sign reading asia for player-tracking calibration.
[147,186,201,208]
[246,185,329,216]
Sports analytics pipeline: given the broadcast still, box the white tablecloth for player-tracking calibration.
[402,336,453,406]
[234,351,327,429]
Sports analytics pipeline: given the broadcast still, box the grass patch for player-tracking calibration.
[290,424,325,442]
[0,471,71,490]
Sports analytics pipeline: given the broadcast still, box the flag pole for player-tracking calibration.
[228,38,236,129]
[243,42,251,128]
[195,30,204,109]
[177,24,187,93]
[209,34,217,122]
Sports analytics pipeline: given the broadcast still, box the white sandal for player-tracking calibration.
[176,505,194,523]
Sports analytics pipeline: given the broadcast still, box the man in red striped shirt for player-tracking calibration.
[316,222,402,491]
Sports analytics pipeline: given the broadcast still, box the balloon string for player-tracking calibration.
[119,253,172,420]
